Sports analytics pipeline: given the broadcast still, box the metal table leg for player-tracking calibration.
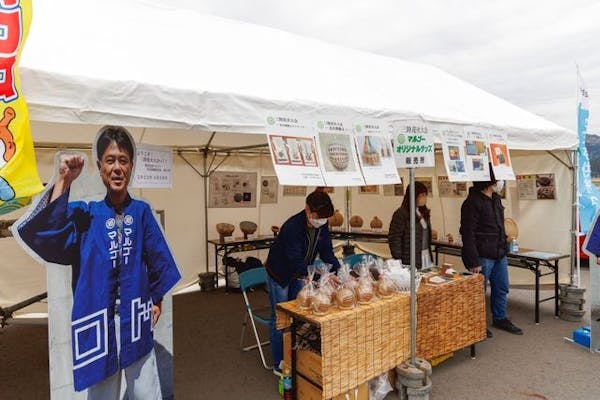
[535,263,540,324]
[554,260,559,317]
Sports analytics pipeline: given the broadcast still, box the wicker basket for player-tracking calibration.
[277,293,410,399]
[416,274,486,361]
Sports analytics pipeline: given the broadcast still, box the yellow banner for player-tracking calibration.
[0,0,43,214]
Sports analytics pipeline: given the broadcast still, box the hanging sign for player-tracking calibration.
[392,120,435,168]
[353,120,400,185]
[440,126,469,182]
[265,114,325,186]
[314,118,365,186]
[463,128,490,181]
[131,144,172,188]
[488,131,515,180]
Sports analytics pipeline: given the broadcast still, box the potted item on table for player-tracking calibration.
[239,221,257,239]
[370,216,383,230]
[216,223,235,241]
[350,215,364,229]
[446,233,454,243]
[329,209,344,228]
[271,225,280,237]
[431,229,438,241]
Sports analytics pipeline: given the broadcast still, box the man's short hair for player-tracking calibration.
[306,190,334,218]
[96,126,135,162]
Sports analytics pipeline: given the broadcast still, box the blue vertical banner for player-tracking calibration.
[578,70,600,233]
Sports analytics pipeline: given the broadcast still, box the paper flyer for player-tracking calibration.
[353,120,400,185]
[488,131,515,180]
[437,176,468,198]
[264,114,325,186]
[464,128,490,181]
[392,120,435,168]
[440,126,469,182]
[517,174,556,200]
[131,144,172,188]
[314,118,365,186]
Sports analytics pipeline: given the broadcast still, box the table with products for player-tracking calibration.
[276,273,485,399]
[432,240,569,323]
[207,236,275,289]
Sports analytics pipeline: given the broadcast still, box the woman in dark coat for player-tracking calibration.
[388,182,433,269]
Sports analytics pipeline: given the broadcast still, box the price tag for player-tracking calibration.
[224,236,236,243]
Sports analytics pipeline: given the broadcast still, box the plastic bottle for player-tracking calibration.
[511,238,519,253]
[283,372,293,400]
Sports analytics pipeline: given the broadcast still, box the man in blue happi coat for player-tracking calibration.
[16,126,181,399]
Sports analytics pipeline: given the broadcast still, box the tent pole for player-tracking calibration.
[203,133,216,274]
[571,149,580,287]
[409,168,416,366]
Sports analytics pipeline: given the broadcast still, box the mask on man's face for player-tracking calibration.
[309,218,328,228]
[492,180,505,194]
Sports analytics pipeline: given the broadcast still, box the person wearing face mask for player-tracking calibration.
[460,163,522,337]
[265,190,340,374]
[388,182,433,269]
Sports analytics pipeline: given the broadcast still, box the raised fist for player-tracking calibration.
[58,154,84,185]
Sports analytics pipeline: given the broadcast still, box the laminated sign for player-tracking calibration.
[353,120,400,185]
[392,120,435,168]
[265,113,325,186]
[0,0,43,215]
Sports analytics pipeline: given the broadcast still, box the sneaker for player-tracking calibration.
[492,319,523,335]
[486,329,493,338]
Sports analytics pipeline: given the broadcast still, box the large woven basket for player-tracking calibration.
[277,293,410,399]
[504,218,518,240]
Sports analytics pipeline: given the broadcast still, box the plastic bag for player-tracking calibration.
[375,262,398,298]
[334,262,357,310]
[356,261,375,304]
[296,264,316,310]
[368,372,393,400]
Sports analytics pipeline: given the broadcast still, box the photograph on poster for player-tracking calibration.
[415,177,433,197]
[356,135,393,166]
[448,145,461,160]
[517,174,556,200]
[438,176,468,197]
[319,133,357,172]
[383,183,404,196]
[490,143,510,167]
[359,185,379,194]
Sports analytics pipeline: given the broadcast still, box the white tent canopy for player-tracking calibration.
[21,0,575,150]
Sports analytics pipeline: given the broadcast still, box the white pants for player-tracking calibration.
[87,315,162,400]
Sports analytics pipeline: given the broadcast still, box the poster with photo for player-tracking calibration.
[359,185,380,194]
[415,177,433,197]
[353,120,401,185]
[392,120,435,168]
[383,183,404,196]
[517,174,556,200]
[265,113,325,186]
[260,176,278,204]
[283,185,307,197]
[209,171,257,208]
[440,127,469,182]
[488,131,515,180]
[437,176,468,198]
[464,128,491,181]
[315,118,365,186]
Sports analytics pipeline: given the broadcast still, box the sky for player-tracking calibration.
[145,0,600,134]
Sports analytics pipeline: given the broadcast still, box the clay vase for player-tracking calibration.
[216,223,235,241]
[431,229,438,241]
[271,225,280,237]
[329,209,344,227]
[370,216,383,230]
[349,215,364,228]
[240,221,258,239]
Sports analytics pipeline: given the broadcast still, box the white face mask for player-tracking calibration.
[492,180,505,194]
[417,198,427,207]
[309,218,328,228]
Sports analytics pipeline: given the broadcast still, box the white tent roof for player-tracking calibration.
[21,0,576,150]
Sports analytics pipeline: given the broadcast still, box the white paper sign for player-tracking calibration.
[353,120,401,185]
[392,120,435,168]
[314,118,365,186]
[463,128,490,181]
[265,114,325,186]
[488,131,515,180]
[132,144,172,188]
[440,126,469,182]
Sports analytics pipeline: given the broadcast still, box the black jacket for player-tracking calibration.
[265,210,340,286]
[388,207,432,268]
[460,187,508,268]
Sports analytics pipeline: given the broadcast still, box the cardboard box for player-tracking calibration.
[297,375,368,400]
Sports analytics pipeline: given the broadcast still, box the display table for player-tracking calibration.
[329,228,388,243]
[207,236,275,289]
[276,273,486,399]
[432,240,569,323]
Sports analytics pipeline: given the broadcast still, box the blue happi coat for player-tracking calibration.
[17,190,181,391]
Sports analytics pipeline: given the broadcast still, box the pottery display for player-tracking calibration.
[327,142,350,170]
[329,209,344,227]
[216,223,235,241]
[370,216,383,229]
[349,215,364,228]
[240,221,258,239]
[271,225,280,236]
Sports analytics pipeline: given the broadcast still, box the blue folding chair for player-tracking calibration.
[238,267,271,369]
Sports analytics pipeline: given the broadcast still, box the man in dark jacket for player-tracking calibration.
[460,164,522,336]
[265,190,340,373]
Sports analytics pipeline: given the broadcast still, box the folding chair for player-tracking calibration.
[239,267,271,369]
